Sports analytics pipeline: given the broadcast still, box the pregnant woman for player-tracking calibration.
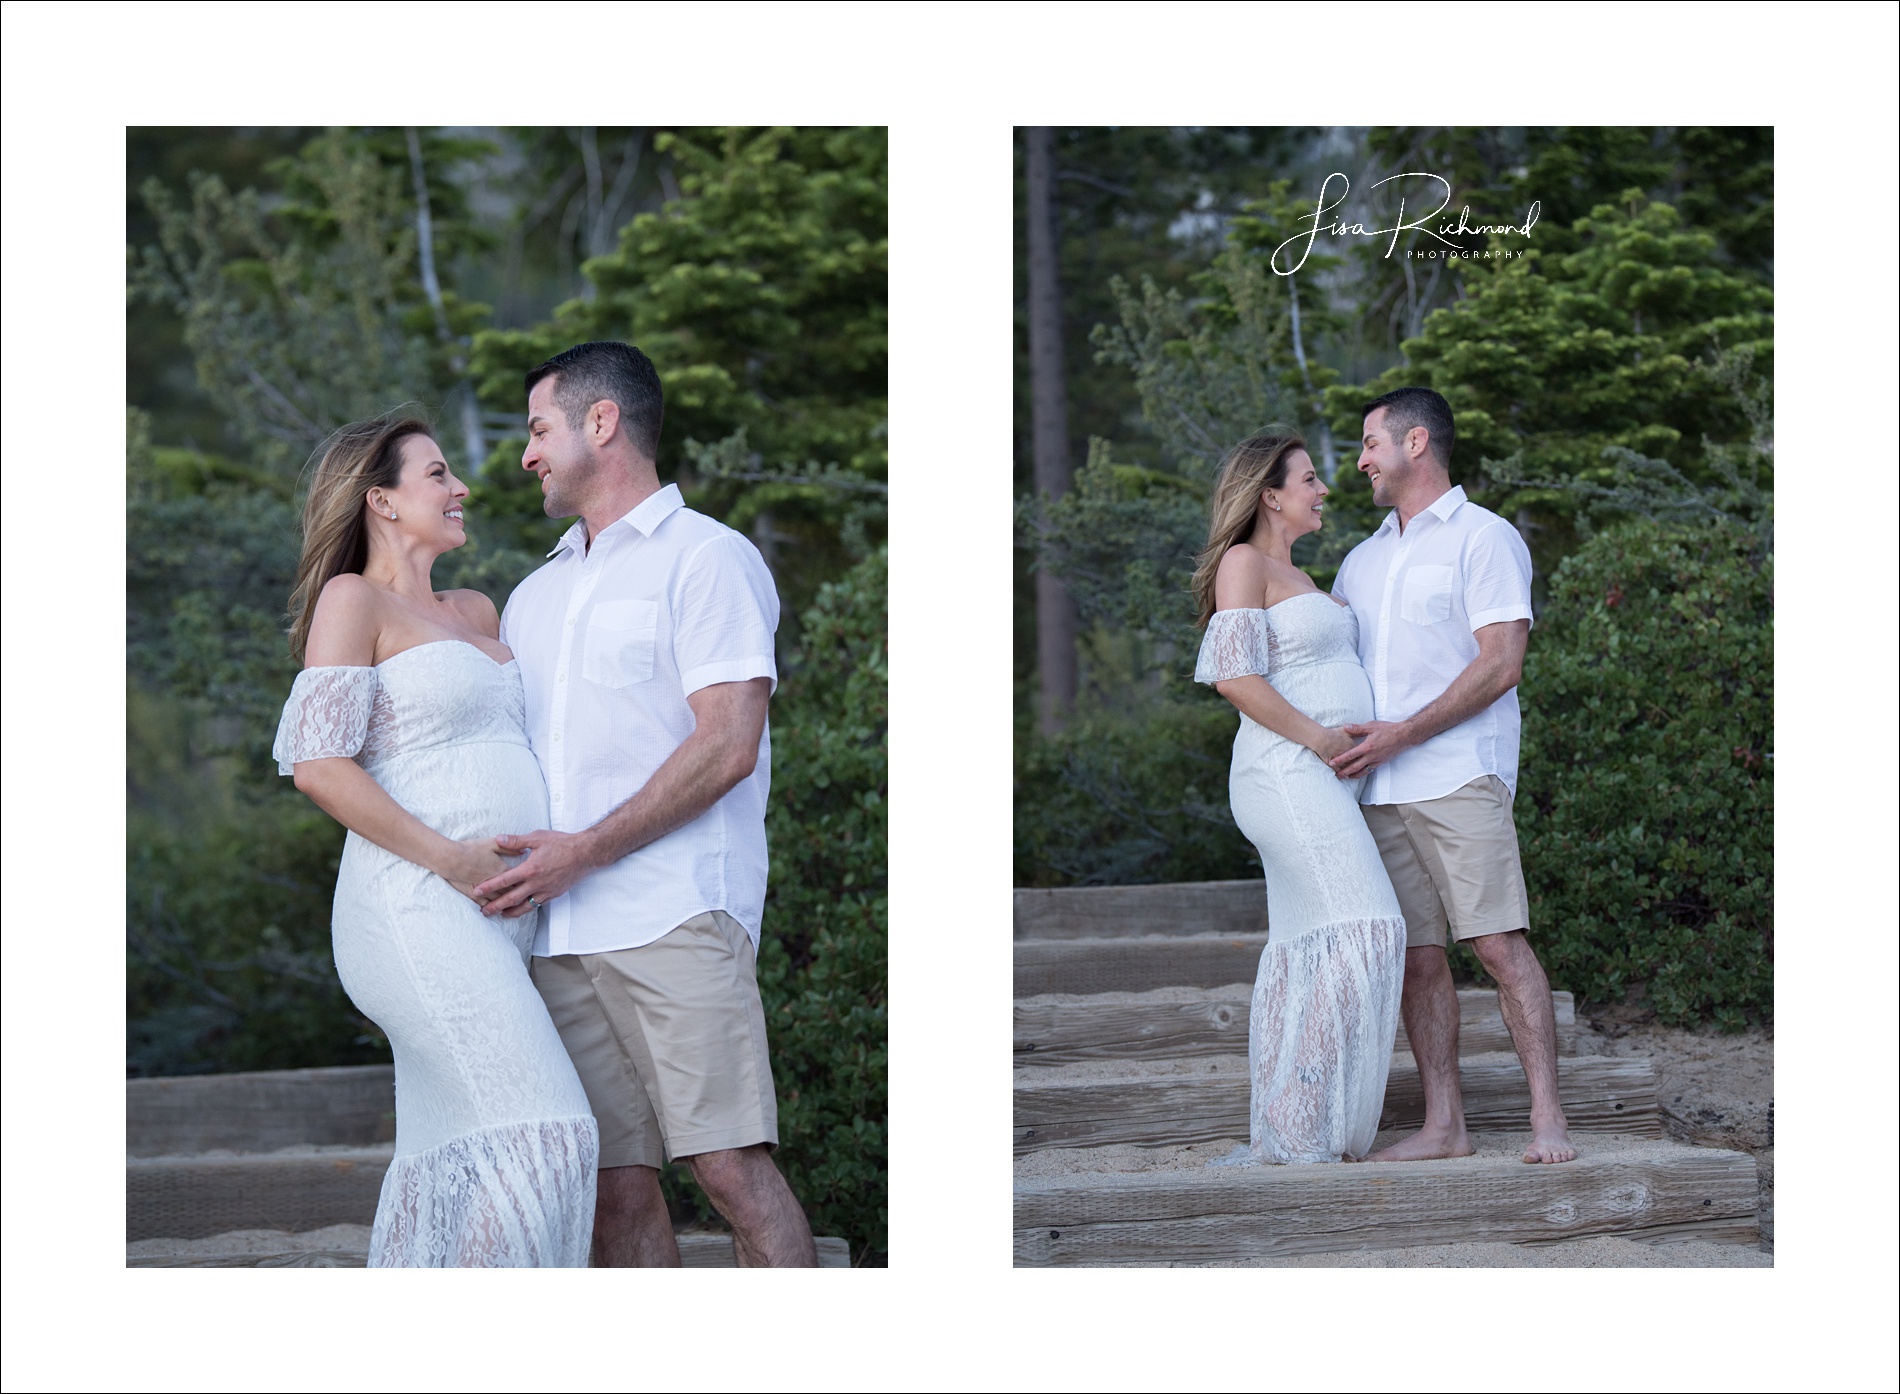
[1191,432,1406,1164]
[273,414,597,1265]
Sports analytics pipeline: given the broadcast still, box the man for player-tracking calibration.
[1329,386,1575,1165]
[474,340,819,1264]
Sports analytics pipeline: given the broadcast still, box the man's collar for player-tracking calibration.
[625,482,685,537]
[1426,484,1468,521]
[545,484,685,558]
[1379,483,1467,537]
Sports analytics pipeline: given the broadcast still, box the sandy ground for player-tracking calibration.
[1013,1010,1773,1268]
[1573,1011,1773,1251]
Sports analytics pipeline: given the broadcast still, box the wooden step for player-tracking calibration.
[1016,989,1576,1066]
[1015,881,1264,940]
[125,1153,854,1264]
[1015,935,1269,996]
[125,1227,853,1268]
[128,1065,395,1156]
[1013,1054,1656,1154]
[1014,1136,1758,1265]
[128,1147,396,1241]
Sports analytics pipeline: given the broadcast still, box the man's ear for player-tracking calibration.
[590,399,621,445]
[1408,426,1429,461]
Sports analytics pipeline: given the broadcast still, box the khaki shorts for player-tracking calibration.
[530,910,779,1170]
[1362,775,1532,950]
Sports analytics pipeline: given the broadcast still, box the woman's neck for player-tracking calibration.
[360,539,440,603]
[1246,517,1296,566]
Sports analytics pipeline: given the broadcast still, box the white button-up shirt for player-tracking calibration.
[500,484,780,956]
[1332,485,1534,807]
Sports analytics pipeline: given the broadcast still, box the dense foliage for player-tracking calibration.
[127,407,368,1075]
[469,127,888,620]
[128,127,888,1261]
[750,549,888,1261]
[1015,691,1249,889]
[1516,519,1772,1028]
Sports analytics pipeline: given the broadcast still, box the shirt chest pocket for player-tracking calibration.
[583,599,660,687]
[1399,564,1457,625]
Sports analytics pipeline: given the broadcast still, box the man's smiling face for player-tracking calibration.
[521,375,596,519]
[1357,406,1414,508]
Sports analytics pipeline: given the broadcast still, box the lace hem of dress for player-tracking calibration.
[368,1115,599,1268]
[1207,914,1406,1167]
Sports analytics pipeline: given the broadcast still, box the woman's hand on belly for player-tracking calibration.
[1307,724,1360,766]
[437,836,516,907]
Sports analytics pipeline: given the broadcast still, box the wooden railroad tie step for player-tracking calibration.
[125,1151,852,1265]
[1016,989,1576,1066]
[1015,881,1266,941]
[1013,1138,1758,1266]
[1013,1054,1657,1155]
[128,1147,395,1241]
[1015,935,1271,996]
[125,1227,853,1268]
[128,1065,396,1156]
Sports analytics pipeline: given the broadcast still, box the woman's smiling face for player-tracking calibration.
[375,435,469,550]
[1267,448,1329,534]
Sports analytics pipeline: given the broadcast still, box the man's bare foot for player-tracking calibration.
[1367,1123,1474,1162]
[1522,1122,1576,1164]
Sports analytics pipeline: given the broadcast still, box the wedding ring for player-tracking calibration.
[527,895,541,908]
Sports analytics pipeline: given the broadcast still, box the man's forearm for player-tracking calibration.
[576,729,752,870]
[1400,650,1517,747]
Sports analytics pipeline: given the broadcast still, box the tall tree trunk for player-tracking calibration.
[1026,126,1077,734]
[405,128,485,474]
[1286,275,1337,481]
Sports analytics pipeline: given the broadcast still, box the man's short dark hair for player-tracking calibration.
[525,341,665,462]
[1361,386,1455,467]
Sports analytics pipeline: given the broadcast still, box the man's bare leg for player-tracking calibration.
[1468,929,1575,1163]
[686,1145,818,1267]
[1370,945,1473,1161]
[592,1164,682,1267]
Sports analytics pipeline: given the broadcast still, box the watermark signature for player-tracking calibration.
[1271,173,1540,276]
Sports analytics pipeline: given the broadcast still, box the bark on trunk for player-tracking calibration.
[405,128,485,474]
[1025,127,1077,733]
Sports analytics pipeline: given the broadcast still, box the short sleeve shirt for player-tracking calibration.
[500,484,780,956]
[1331,485,1534,806]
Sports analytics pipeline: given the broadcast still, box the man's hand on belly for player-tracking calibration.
[1329,719,1410,779]
[475,829,600,918]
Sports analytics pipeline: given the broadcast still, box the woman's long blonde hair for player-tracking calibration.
[286,414,434,662]
[1189,430,1308,629]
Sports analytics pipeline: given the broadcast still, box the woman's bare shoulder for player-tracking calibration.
[1213,543,1270,609]
[438,587,500,638]
[305,574,383,667]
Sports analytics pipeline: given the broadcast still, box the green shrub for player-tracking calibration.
[664,547,888,1264]
[1516,518,1771,1028]
[1015,688,1258,888]
[755,546,887,1263]
[127,772,373,1077]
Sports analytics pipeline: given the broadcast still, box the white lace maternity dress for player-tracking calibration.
[1195,594,1407,1163]
[273,640,597,1265]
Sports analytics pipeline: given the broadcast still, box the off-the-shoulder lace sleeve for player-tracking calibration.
[1195,609,1273,684]
[273,667,378,775]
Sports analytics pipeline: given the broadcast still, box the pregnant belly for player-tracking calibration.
[1271,661,1375,731]
[370,741,550,842]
